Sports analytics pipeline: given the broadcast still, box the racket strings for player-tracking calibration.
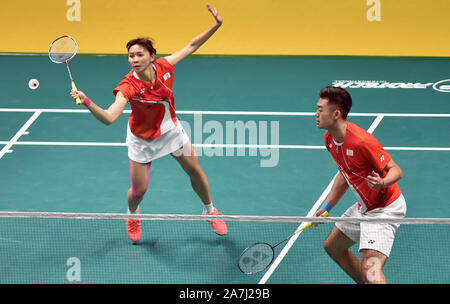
[238,212,329,274]
[49,36,78,63]
[238,243,274,274]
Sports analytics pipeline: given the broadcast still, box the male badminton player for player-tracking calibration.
[70,3,227,242]
[314,86,406,284]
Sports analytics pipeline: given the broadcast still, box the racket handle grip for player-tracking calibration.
[303,211,329,230]
[71,81,82,105]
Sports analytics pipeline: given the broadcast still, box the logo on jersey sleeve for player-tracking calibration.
[380,155,385,163]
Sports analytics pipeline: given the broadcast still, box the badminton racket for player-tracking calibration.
[238,211,329,274]
[49,35,82,105]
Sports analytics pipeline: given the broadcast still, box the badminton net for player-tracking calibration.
[0,211,448,284]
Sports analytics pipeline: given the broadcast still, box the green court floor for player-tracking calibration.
[0,54,449,283]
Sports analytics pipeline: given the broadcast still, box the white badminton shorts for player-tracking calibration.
[126,120,189,164]
[335,194,407,257]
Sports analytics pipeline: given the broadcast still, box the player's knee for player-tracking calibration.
[323,237,346,260]
[135,188,148,199]
[130,186,148,201]
[186,164,204,179]
[323,238,335,257]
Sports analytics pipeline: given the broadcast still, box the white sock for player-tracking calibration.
[204,203,215,214]
[127,208,138,214]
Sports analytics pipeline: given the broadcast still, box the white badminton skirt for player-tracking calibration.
[126,120,189,163]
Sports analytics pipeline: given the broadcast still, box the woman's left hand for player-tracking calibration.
[206,3,223,25]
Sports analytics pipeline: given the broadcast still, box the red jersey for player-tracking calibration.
[324,122,402,212]
[113,57,177,140]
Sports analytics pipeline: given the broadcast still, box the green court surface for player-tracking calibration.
[0,54,449,284]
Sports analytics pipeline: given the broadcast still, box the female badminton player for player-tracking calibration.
[70,3,227,242]
[314,86,406,284]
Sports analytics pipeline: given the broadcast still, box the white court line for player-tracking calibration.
[1,111,448,151]
[258,114,384,284]
[367,115,384,133]
[0,141,126,147]
[384,147,450,151]
[0,111,41,159]
[0,141,317,148]
[1,108,450,117]
[1,141,449,151]
[3,109,448,152]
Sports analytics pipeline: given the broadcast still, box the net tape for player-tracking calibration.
[0,211,448,225]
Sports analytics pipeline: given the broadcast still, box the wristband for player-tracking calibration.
[83,97,92,107]
[320,201,333,212]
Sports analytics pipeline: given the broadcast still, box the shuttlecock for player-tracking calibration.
[28,79,39,90]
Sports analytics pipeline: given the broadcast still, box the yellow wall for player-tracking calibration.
[1,0,449,56]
